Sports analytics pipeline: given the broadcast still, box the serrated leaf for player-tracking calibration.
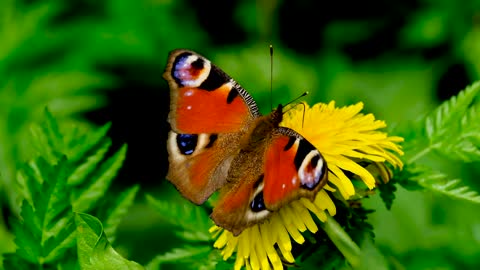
[67,139,111,186]
[72,144,127,212]
[10,156,76,265]
[146,195,211,242]
[66,122,112,163]
[417,171,480,203]
[8,110,131,268]
[75,213,143,270]
[42,108,64,160]
[100,185,140,243]
[10,204,41,263]
[145,246,211,270]
[42,218,77,262]
[408,81,480,163]
[397,165,480,204]
[377,180,397,210]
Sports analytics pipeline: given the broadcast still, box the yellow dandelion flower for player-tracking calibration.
[211,101,404,270]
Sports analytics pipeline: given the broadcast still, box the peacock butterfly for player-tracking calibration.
[163,49,328,236]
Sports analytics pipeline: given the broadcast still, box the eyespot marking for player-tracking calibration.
[171,53,210,88]
[176,134,198,155]
[299,150,326,190]
[251,191,266,212]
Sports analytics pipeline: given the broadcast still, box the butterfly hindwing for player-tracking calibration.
[210,127,327,235]
[263,127,328,210]
[210,147,270,236]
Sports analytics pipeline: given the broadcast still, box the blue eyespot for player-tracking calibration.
[251,191,266,212]
[176,134,198,155]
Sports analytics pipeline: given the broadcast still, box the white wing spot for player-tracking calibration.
[291,176,297,186]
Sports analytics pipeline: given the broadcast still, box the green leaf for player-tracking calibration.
[66,122,112,164]
[146,246,211,269]
[72,144,127,213]
[100,185,140,243]
[75,213,143,270]
[146,246,228,270]
[2,253,36,270]
[29,108,64,165]
[10,156,76,265]
[146,194,211,242]
[377,179,397,210]
[407,81,480,163]
[67,138,111,186]
[7,109,133,268]
[396,165,480,203]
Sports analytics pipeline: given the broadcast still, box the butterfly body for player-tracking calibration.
[164,49,328,235]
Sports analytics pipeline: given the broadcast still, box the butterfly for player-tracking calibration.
[163,49,328,236]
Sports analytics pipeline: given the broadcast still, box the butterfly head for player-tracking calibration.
[270,104,284,127]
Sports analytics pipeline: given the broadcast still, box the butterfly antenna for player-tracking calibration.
[300,101,307,129]
[282,91,309,129]
[283,91,309,108]
[270,44,274,111]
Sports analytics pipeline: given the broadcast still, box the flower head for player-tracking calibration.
[211,101,404,270]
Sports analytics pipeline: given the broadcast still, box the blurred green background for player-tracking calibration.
[1,0,480,269]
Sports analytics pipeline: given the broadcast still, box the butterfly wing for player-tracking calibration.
[211,127,328,235]
[263,127,328,210]
[164,49,260,204]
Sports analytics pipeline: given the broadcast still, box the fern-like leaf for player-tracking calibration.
[8,156,76,266]
[5,109,138,268]
[395,164,480,203]
[72,144,127,213]
[75,213,143,270]
[146,194,211,242]
[145,246,214,270]
[409,81,480,163]
[99,185,140,243]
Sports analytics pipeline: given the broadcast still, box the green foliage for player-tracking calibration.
[377,179,397,210]
[394,81,480,204]
[411,81,480,163]
[75,213,143,270]
[3,110,138,269]
[145,195,220,269]
[145,247,229,270]
[146,195,212,242]
[0,0,113,213]
[8,156,75,266]
[394,164,480,203]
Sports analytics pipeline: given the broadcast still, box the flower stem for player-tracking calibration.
[321,215,361,268]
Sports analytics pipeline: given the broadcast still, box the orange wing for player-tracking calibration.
[164,49,260,134]
[263,127,328,210]
[210,127,328,235]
